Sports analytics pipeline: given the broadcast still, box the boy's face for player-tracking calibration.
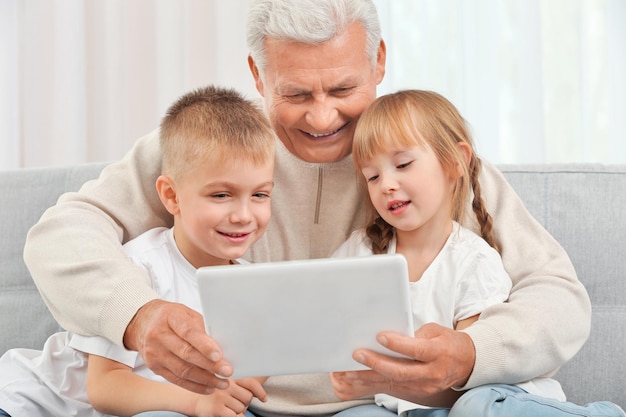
[167,156,274,268]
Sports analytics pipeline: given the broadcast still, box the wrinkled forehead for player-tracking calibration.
[262,22,372,79]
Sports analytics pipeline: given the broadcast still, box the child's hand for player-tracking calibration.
[330,370,382,400]
[195,377,267,417]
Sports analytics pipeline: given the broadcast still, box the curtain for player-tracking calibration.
[374,0,626,163]
[2,0,625,169]
[0,0,256,169]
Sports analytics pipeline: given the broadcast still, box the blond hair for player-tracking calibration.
[353,90,498,253]
[159,86,275,181]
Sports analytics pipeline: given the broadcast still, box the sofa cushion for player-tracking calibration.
[500,164,626,405]
[0,163,108,353]
[0,162,624,408]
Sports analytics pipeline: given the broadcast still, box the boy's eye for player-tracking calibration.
[212,193,229,199]
[253,192,271,199]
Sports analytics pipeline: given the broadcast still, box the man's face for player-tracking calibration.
[250,22,386,163]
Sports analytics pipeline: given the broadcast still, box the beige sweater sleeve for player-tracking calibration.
[459,161,591,388]
[23,130,171,346]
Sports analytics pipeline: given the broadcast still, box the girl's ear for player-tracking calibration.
[454,141,473,178]
[156,175,180,216]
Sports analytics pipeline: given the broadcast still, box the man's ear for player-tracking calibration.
[156,175,180,216]
[248,55,265,96]
[375,39,387,85]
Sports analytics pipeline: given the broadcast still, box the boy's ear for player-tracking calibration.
[156,175,180,216]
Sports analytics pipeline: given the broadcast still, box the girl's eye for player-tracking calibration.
[253,192,271,199]
[212,193,229,199]
[397,161,413,169]
[366,174,379,183]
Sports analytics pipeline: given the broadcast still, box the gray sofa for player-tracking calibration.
[1,162,625,408]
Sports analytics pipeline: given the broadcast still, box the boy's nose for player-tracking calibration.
[230,203,252,223]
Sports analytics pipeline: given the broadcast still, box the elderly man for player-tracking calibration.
[24,0,590,416]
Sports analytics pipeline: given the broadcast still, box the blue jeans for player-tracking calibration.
[406,384,625,417]
[133,411,257,417]
[333,404,396,416]
[0,409,10,417]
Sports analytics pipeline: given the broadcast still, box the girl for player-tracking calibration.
[330,90,624,417]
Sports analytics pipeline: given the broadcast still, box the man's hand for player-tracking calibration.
[124,299,234,394]
[331,323,475,406]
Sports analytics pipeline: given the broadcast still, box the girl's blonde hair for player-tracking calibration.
[352,90,498,254]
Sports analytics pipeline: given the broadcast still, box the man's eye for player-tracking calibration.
[285,93,308,103]
[333,87,355,96]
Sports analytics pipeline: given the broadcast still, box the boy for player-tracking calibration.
[0,86,275,417]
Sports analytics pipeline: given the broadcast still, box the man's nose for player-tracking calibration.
[305,96,338,131]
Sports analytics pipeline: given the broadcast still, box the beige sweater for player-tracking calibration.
[24,129,591,416]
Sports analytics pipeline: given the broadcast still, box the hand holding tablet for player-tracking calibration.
[196,254,414,378]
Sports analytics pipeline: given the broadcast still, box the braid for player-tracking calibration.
[469,156,500,253]
[365,216,395,255]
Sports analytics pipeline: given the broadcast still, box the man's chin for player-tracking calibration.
[301,151,350,163]
[290,143,352,164]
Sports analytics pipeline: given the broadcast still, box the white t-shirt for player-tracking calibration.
[0,227,218,417]
[332,222,565,415]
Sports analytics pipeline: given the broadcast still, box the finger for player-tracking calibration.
[157,364,229,394]
[224,392,251,416]
[234,378,268,402]
[136,302,234,392]
[167,305,234,377]
[331,370,386,400]
[140,335,231,392]
[376,331,438,363]
[353,346,422,382]
[333,369,388,383]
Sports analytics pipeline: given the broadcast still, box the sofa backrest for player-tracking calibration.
[500,164,626,406]
[0,162,625,406]
[0,163,108,352]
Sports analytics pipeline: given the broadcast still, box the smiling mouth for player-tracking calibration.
[305,124,345,139]
[388,201,410,211]
[219,232,250,238]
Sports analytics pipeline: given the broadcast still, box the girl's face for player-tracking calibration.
[360,141,456,239]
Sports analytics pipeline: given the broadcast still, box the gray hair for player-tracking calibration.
[247,0,381,76]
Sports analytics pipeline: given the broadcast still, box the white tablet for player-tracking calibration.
[196,254,414,378]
